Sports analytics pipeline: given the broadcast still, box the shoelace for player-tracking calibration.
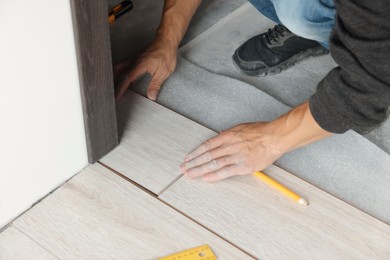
[265,25,289,43]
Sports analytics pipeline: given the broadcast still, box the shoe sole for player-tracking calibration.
[232,46,329,77]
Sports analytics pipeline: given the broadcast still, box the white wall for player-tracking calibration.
[0,0,88,228]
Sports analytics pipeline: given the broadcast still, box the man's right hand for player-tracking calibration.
[114,37,178,101]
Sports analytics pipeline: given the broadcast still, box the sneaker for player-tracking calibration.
[232,25,328,76]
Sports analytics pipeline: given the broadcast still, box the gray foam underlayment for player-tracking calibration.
[131,57,390,224]
[179,3,390,155]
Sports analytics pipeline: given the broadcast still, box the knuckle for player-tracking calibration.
[225,165,235,173]
[205,151,213,161]
[188,168,198,175]
[214,166,233,180]
[221,167,230,176]
[186,161,194,169]
[224,165,239,176]
[202,141,211,151]
[209,160,219,170]
[221,156,231,165]
[150,83,161,90]
[189,166,202,176]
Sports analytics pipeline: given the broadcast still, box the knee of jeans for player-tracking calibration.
[248,0,257,5]
[275,4,333,44]
[278,13,319,41]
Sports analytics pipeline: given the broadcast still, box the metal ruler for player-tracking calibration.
[158,244,217,260]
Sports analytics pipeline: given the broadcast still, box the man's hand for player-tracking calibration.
[115,38,177,101]
[114,0,202,101]
[180,122,284,182]
[180,102,333,182]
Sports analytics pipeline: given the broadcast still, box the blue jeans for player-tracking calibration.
[249,0,335,48]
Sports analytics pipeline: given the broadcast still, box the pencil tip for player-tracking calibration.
[299,198,309,206]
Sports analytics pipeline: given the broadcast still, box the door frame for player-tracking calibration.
[70,0,118,163]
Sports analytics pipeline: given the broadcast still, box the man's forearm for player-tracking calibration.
[156,0,202,48]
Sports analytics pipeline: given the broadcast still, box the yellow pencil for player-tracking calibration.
[254,171,308,206]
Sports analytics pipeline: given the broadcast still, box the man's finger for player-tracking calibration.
[180,145,234,172]
[181,151,213,172]
[184,156,235,179]
[202,165,242,182]
[185,135,225,162]
[115,65,147,100]
[146,74,165,101]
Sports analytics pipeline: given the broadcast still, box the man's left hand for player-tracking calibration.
[180,122,284,182]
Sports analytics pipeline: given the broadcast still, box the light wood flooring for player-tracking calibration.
[1,92,390,260]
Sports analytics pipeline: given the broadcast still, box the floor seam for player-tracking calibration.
[98,161,158,197]
[13,225,62,260]
[158,174,184,196]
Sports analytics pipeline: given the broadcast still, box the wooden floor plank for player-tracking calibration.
[13,164,252,259]
[100,91,215,194]
[0,226,57,260]
[160,164,390,259]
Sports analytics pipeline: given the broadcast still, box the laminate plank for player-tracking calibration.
[0,226,57,260]
[160,164,390,259]
[13,164,251,259]
[100,91,215,194]
[70,0,118,162]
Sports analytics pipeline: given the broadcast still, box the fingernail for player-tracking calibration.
[149,91,157,100]
[179,164,185,173]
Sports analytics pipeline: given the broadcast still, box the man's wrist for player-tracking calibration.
[269,101,333,153]
[155,0,202,50]
[154,27,180,50]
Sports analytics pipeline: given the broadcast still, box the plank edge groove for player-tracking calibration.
[98,162,158,197]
